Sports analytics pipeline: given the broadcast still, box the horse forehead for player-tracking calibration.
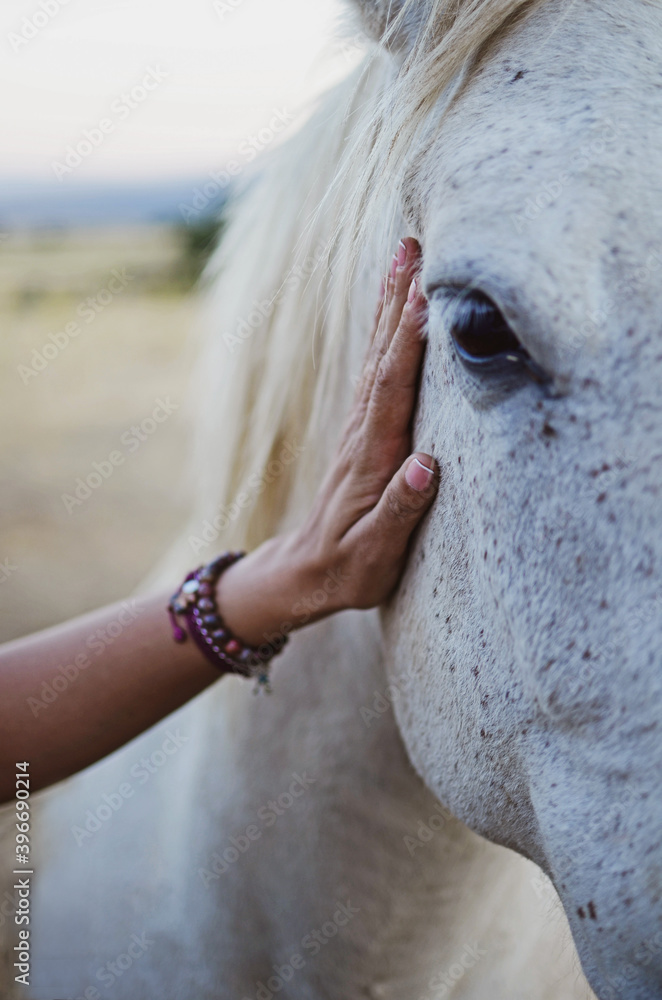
[417,2,662,297]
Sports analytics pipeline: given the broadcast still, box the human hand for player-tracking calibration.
[294,235,437,611]
[216,237,437,645]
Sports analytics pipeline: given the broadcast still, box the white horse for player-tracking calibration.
[9,0,662,997]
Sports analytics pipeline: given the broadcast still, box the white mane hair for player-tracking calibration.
[147,0,546,586]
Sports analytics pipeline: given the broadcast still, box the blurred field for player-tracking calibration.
[0,225,209,642]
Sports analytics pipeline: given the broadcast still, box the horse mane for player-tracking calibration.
[144,0,543,588]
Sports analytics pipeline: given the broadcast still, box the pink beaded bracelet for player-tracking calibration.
[167,551,287,691]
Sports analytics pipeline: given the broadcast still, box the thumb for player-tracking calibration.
[369,452,438,547]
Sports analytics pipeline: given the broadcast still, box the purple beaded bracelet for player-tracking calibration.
[167,551,287,691]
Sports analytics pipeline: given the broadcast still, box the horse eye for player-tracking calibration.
[449,292,525,369]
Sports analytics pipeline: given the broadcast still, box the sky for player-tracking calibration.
[0,0,356,182]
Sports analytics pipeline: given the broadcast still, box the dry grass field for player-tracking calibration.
[0,226,204,642]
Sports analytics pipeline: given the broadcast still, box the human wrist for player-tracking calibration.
[213,532,322,647]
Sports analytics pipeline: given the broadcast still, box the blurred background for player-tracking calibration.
[0,0,355,641]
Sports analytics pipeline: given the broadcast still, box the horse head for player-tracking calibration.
[349,1,662,995]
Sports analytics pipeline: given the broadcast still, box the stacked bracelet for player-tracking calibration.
[167,551,287,691]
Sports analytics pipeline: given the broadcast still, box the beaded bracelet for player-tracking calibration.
[167,551,287,692]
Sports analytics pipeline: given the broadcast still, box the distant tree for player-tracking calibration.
[175,212,227,289]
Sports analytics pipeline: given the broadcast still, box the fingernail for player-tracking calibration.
[390,255,398,279]
[407,277,417,303]
[406,457,435,491]
[398,239,407,267]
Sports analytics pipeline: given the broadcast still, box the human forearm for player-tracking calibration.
[0,591,219,802]
[0,533,343,803]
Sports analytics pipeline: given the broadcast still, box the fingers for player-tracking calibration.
[362,277,429,450]
[382,237,421,347]
[354,238,422,417]
[363,452,438,554]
